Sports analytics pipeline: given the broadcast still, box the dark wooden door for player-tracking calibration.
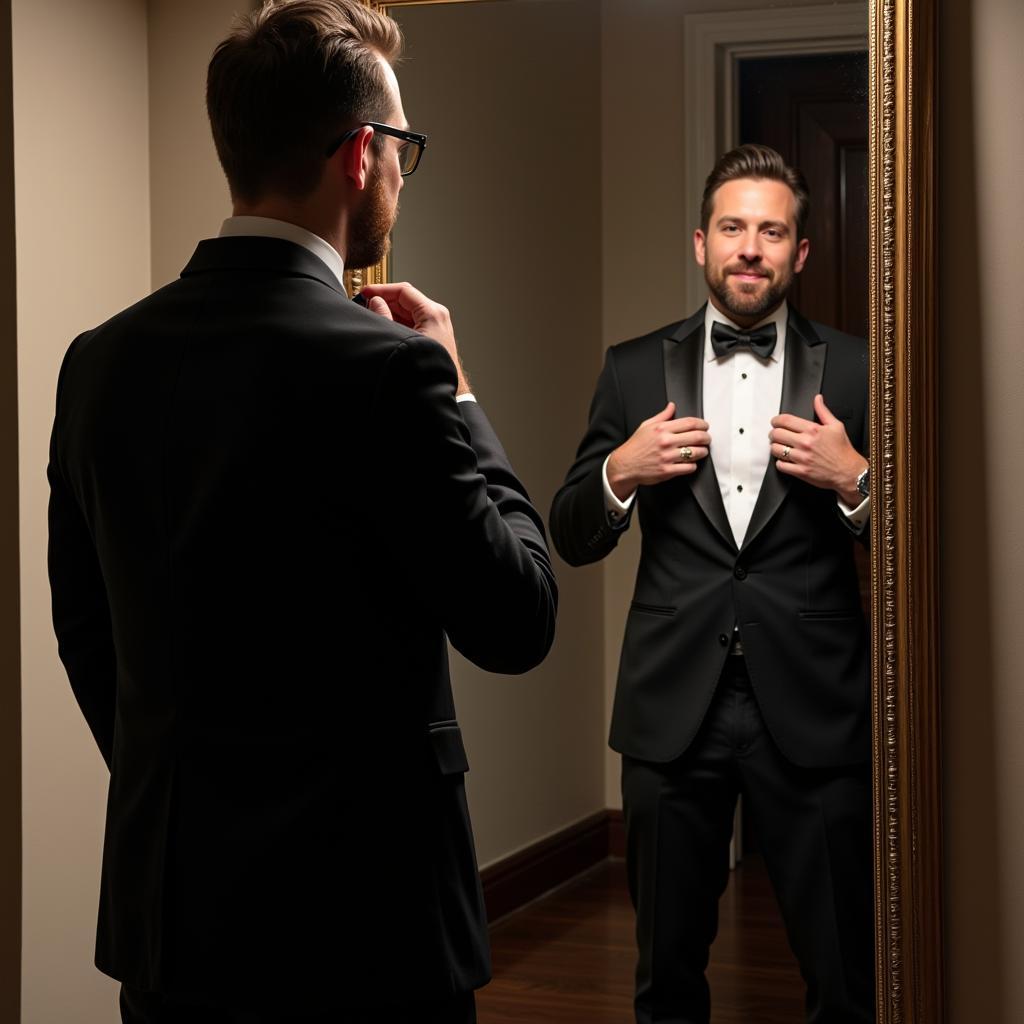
[738,51,869,339]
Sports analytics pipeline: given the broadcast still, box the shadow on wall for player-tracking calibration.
[939,1,1005,1020]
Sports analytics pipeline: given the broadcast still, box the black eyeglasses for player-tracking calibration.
[324,122,427,176]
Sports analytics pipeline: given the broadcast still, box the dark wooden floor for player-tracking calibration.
[477,855,804,1023]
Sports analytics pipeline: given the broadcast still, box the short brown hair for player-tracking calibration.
[700,144,811,238]
[207,0,403,203]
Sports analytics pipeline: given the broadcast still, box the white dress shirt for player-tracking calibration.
[219,215,347,288]
[218,215,477,404]
[602,300,869,541]
[701,300,788,545]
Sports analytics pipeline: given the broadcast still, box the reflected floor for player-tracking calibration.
[477,855,804,1023]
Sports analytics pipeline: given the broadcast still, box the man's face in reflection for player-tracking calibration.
[694,177,810,326]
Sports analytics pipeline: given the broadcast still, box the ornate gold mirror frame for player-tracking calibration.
[360,1,943,1021]
[869,1,941,1022]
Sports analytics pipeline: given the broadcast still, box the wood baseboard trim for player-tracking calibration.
[481,808,624,923]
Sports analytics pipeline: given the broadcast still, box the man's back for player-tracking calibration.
[48,236,557,1009]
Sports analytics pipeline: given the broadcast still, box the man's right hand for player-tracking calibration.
[606,402,710,503]
[358,281,471,395]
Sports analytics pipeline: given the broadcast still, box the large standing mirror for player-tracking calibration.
[359,1,941,1021]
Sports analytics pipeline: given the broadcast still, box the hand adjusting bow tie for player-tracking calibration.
[710,321,778,360]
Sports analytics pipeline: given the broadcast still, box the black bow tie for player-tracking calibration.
[710,321,778,360]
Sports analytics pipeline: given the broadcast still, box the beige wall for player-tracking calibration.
[939,0,1024,1020]
[393,0,607,866]
[148,0,241,288]
[13,0,150,1020]
[0,1,21,1019]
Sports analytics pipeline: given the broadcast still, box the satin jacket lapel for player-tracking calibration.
[663,307,737,550]
[740,309,826,553]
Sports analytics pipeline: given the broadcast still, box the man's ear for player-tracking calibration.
[693,229,707,267]
[794,236,810,274]
[335,125,375,191]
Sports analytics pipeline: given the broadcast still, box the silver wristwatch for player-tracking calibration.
[856,466,870,499]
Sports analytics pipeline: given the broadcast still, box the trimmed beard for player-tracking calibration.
[346,166,398,271]
[704,260,794,322]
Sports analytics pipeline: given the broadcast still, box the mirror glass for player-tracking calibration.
[387,1,871,1019]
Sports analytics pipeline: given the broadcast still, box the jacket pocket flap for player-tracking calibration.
[428,724,469,775]
[630,600,677,617]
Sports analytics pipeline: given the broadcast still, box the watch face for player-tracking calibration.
[857,468,870,497]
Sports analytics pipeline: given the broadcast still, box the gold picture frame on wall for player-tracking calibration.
[361,1,943,1022]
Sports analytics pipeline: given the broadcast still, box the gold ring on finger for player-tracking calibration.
[781,445,792,461]
[679,446,694,462]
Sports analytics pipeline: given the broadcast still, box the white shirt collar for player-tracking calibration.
[218,216,346,289]
[704,298,789,363]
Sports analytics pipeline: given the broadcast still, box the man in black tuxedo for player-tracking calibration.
[550,145,873,1023]
[47,2,556,1022]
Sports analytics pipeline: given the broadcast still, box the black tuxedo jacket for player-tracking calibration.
[550,305,868,769]
[47,236,557,1010]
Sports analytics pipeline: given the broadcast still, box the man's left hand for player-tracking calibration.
[770,394,867,506]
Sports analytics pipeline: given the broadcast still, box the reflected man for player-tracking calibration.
[550,145,873,1023]
[47,2,556,1022]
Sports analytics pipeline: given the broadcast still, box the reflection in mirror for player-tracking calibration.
[383,1,873,1020]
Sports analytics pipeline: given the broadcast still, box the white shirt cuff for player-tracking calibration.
[602,455,635,526]
[837,493,871,533]
[455,393,477,404]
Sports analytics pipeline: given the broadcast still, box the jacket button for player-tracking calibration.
[734,565,747,580]
[718,633,729,647]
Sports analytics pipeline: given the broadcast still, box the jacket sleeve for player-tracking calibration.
[835,342,871,547]
[369,335,557,675]
[549,346,633,567]
[47,341,117,768]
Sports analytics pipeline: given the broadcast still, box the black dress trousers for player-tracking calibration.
[621,656,874,1024]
